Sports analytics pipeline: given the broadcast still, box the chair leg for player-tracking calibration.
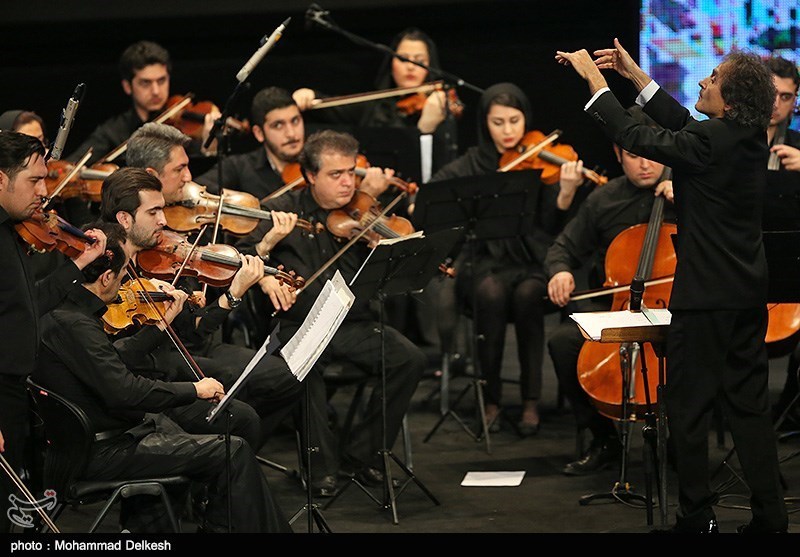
[401,414,413,471]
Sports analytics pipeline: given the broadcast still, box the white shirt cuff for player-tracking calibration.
[584,87,610,111]
[635,80,659,106]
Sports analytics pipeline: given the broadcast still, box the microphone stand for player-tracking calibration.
[307,5,483,95]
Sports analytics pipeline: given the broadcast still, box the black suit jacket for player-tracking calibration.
[586,88,768,310]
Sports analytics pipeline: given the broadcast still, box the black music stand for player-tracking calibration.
[323,228,462,524]
[413,170,540,453]
[207,324,282,532]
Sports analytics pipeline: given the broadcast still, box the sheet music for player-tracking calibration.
[280,270,354,381]
[570,309,671,341]
[349,231,425,286]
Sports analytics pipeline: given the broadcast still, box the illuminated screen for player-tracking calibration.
[641,0,799,131]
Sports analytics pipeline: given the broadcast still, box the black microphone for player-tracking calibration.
[629,276,645,312]
[236,17,291,83]
[305,3,332,31]
[48,83,86,162]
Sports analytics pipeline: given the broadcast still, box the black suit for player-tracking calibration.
[586,89,788,531]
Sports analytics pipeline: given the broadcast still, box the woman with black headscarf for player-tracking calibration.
[429,83,585,436]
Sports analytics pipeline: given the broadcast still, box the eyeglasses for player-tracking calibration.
[776,92,798,103]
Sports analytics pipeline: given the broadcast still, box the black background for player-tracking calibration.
[1,0,642,178]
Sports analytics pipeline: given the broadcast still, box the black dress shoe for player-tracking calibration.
[737,521,788,533]
[309,475,338,498]
[651,519,719,534]
[562,438,621,476]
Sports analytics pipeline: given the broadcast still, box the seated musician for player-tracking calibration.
[67,40,219,166]
[236,129,426,498]
[195,86,306,199]
[764,56,800,428]
[426,82,585,436]
[545,105,674,475]
[99,164,302,449]
[32,221,292,533]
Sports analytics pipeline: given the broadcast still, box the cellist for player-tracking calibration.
[545,106,674,476]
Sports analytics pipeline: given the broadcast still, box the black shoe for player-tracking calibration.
[309,475,338,498]
[651,519,719,534]
[340,457,385,487]
[516,421,540,438]
[562,438,621,476]
[737,521,788,534]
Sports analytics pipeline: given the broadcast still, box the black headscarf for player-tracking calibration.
[473,82,534,173]
[373,27,441,90]
[0,110,23,132]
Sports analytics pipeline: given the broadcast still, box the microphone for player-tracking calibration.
[48,83,86,162]
[236,17,291,83]
[305,4,332,31]
[629,276,645,312]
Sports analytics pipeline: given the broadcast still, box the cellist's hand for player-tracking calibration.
[654,180,674,203]
[548,271,576,307]
[258,275,296,312]
[292,88,316,111]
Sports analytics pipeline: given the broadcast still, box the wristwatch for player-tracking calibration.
[224,290,243,309]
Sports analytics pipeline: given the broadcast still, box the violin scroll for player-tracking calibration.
[272,265,306,292]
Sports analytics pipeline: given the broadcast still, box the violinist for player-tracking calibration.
[427,83,585,437]
[67,40,219,167]
[100,166,302,448]
[32,221,292,533]
[557,41,786,533]
[763,56,800,429]
[293,27,458,177]
[0,132,107,533]
[545,106,674,476]
[236,129,426,498]
[195,86,305,199]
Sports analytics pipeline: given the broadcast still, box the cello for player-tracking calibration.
[575,191,676,420]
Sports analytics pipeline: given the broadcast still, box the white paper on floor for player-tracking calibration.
[461,471,526,487]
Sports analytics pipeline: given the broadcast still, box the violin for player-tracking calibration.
[498,129,608,186]
[326,190,415,248]
[15,210,96,258]
[396,87,464,119]
[137,229,305,290]
[102,277,201,335]
[271,155,418,202]
[45,159,117,203]
[165,182,322,236]
[164,95,250,141]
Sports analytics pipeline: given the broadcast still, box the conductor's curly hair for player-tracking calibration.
[720,51,776,130]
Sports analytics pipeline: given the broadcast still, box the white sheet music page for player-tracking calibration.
[570,309,671,341]
[280,270,355,381]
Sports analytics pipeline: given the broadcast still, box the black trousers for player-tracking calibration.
[87,414,292,533]
[666,308,787,530]
[298,320,426,477]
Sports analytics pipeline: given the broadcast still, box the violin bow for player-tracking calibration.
[127,262,206,380]
[497,129,561,173]
[309,81,443,110]
[262,175,305,203]
[0,452,60,533]
[42,148,93,211]
[201,193,226,299]
[563,275,674,302]
[169,225,208,288]
[296,191,408,295]
[99,96,194,164]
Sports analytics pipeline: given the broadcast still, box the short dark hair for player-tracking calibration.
[765,55,800,92]
[127,122,189,173]
[119,41,172,82]
[299,129,359,175]
[0,131,46,182]
[720,51,776,129]
[251,87,296,127]
[79,221,128,283]
[100,167,162,223]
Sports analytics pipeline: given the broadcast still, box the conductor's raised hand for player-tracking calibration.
[555,49,608,93]
[593,38,652,91]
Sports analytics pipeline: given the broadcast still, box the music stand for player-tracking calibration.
[413,170,540,453]
[207,324,282,532]
[323,228,462,524]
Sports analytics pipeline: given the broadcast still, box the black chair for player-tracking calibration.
[26,379,189,533]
